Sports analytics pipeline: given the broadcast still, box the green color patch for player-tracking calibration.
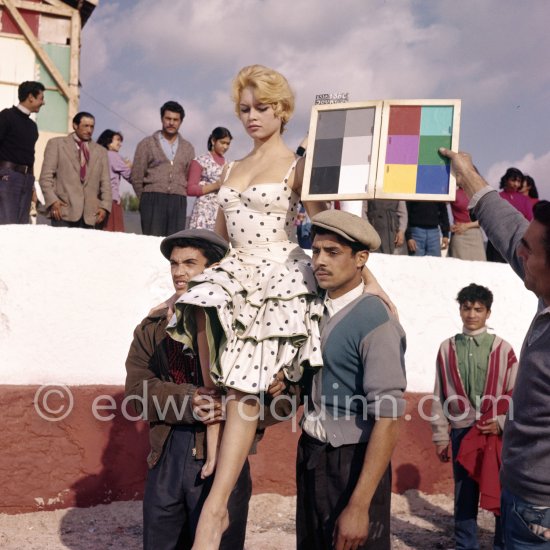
[418,135,452,165]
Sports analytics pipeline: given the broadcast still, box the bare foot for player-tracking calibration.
[192,502,229,550]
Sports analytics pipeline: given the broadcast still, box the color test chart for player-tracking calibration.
[302,99,461,202]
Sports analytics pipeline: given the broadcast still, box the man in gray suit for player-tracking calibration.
[39,111,111,228]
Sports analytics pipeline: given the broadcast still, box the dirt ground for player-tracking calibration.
[0,491,497,549]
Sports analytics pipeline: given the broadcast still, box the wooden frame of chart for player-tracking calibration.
[301,99,461,202]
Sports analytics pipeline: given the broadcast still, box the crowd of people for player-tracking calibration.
[365,168,540,263]
[0,79,542,267]
[1,71,550,550]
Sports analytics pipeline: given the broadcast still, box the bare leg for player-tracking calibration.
[196,309,220,479]
[192,389,260,550]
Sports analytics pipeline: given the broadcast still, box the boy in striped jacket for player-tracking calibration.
[431,283,518,550]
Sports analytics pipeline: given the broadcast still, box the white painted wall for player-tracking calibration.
[0,226,537,390]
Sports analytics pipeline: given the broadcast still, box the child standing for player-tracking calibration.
[431,283,518,550]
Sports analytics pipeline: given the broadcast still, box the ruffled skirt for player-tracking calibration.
[167,242,324,393]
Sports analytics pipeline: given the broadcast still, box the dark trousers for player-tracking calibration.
[140,192,187,237]
[0,168,34,224]
[143,426,251,550]
[51,218,94,229]
[451,427,504,550]
[296,432,392,550]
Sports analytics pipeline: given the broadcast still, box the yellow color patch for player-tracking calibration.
[383,164,417,194]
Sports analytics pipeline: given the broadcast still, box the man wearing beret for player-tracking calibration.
[296,209,407,550]
[124,229,252,549]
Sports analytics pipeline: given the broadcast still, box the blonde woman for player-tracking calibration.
[168,65,388,549]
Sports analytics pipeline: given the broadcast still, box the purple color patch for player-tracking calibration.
[385,135,420,164]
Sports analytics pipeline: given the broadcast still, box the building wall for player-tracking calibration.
[0,385,453,514]
[0,2,77,175]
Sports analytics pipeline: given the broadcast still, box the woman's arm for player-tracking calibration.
[110,151,132,180]
[451,220,480,234]
[187,159,221,197]
[186,160,204,196]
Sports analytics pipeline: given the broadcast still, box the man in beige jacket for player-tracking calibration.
[39,111,111,228]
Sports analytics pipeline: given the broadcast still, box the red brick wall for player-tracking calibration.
[0,386,452,513]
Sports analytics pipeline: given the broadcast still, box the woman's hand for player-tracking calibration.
[451,221,479,234]
[361,266,398,317]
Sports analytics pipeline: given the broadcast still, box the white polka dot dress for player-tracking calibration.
[167,159,324,393]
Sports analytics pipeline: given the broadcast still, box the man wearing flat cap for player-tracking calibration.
[124,229,253,549]
[296,209,407,550]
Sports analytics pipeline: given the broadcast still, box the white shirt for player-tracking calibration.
[16,104,31,116]
[159,133,179,162]
[323,282,364,317]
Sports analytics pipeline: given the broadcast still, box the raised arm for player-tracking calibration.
[439,148,529,278]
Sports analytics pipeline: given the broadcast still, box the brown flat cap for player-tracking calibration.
[311,209,381,251]
[160,228,229,260]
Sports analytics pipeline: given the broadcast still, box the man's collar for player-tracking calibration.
[460,326,490,346]
[16,104,31,116]
[72,132,90,144]
[462,326,488,337]
[324,282,364,316]
[158,131,180,143]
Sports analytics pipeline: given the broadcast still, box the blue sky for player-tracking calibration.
[80,0,550,198]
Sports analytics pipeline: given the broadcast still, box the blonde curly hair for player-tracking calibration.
[232,65,295,133]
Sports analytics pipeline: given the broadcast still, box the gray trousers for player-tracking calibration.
[139,192,187,237]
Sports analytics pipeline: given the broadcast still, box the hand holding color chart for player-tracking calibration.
[301,99,461,202]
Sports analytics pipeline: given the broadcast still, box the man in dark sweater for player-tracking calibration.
[0,81,45,224]
[441,147,550,548]
[406,200,450,256]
